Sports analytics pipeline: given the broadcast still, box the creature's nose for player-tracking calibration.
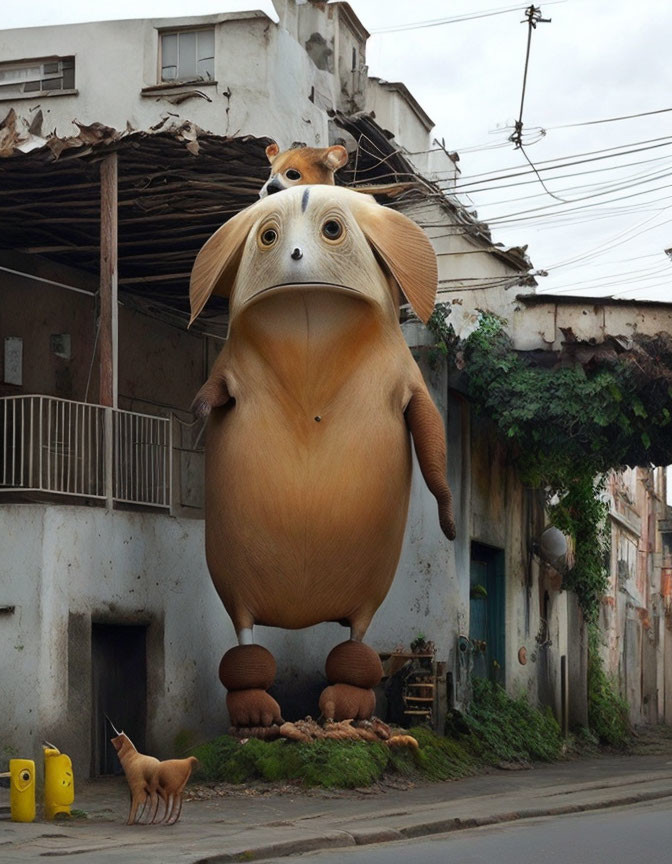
[291,247,303,260]
[266,178,284,196]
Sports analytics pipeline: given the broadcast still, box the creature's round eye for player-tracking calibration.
[20,770,30,782]
[260,228,278,246]
[322,219,343,241]
[285,169,301,181]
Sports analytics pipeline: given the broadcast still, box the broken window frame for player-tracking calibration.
[0,56,75,99]
[159,28,215,84]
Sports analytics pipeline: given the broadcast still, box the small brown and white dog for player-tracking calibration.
[259,142,349,197]
[259,141,418,201]
[110,730,197,826]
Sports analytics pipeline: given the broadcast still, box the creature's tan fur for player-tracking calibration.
[111,733,197,826]
[189,185,455,724]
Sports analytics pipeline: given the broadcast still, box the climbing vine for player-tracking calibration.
[458,313,672,623]
[547,475,610,624]
[426,302,459,368]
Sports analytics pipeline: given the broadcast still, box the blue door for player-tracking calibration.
[469,543,505,685]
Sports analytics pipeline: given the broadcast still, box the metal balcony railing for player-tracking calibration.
[113,407,170,508]
[0,395,170,509]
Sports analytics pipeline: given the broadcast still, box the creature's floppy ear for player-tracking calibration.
[323,145,348,171]
[265,141,280,162]
[356,200,437,323]
[189,206,258,325]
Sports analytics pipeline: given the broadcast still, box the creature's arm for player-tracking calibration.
[405,383,456,541]
[191,351,232,420]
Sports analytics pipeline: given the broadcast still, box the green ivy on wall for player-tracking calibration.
[451,311,672,623]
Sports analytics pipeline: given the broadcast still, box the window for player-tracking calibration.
[160,29,214,83]
[0,57,75,97]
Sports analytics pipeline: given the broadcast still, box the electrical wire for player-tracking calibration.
[454,134,672,183]
[547,106,672,130]
[369,1,566,34]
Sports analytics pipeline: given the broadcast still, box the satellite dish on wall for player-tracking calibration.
[535,525,568,571]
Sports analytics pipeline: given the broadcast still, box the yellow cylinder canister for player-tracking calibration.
[9,759,36,823]
[43,747,74,819]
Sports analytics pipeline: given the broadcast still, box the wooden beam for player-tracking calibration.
[99,153,118,409]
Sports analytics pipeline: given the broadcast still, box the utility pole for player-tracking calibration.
[510,5,552,149]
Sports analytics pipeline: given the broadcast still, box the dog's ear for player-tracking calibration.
[355,199,437,323]
[189,206,258,325]
[322,145,348,171]
[265,141,280,162]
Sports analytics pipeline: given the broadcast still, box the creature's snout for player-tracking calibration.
[290,247,303,260]
[265,178,284,195]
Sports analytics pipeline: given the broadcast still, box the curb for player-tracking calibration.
[194,786,672,863]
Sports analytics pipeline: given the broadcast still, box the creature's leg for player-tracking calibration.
[146,790,161,824]
[128,792,145,826]
[162,794,174,825]
[136,794,149,824]
[405,385,456,540]
[166,793,183,826]
[152,788,167,824]
[318,641,383,722]
[220,640,283,728]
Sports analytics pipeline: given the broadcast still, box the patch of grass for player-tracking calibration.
[587,626,631,748]
[193,736,391,788]
[191,683,569,789]
[459,679,563,764]
[408,727,478,780]
[192,729,476,789]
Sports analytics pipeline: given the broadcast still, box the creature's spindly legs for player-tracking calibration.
[318,641,383,722]
[220,641,283,728]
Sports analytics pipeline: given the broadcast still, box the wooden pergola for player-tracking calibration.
[0,125,274,408]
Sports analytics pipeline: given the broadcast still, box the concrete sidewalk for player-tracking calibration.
[2,752,672,863]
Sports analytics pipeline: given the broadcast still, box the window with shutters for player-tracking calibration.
[0,57,75,99]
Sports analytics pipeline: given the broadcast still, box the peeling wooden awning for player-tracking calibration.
[0,106,534,326]
[0,110,273,319]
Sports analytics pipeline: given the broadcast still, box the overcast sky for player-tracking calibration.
[3,0,672,302]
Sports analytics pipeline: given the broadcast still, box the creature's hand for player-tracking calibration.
[439,498,457,541]
[191,393,212,421]
[191,376,231,420]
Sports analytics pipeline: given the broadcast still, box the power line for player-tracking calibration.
[369,1,566,34]
[455,134,672,183]
[548,105,672,130]
[453,153,672,197]
[474,164,672,210]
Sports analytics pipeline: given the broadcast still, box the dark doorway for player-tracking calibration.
[91,623,147,775]
[469,542,506,685]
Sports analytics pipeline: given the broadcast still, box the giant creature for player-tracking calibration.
[190,184,455,727]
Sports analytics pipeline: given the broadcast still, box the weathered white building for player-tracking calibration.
[2,0,666,781]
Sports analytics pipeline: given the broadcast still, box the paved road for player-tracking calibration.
[267,799,672,864]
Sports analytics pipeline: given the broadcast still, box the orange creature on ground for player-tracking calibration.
[190,184,455,730]
[110,729,197,826]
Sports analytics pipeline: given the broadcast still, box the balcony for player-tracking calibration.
[0,395,177,509]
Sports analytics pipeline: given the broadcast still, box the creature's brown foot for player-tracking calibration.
[325,641,383,688]
[227,689,283,727]
[219,645,276,691]
[220,645,282,727]
[319,684,376,722]
[319,641,383,721]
